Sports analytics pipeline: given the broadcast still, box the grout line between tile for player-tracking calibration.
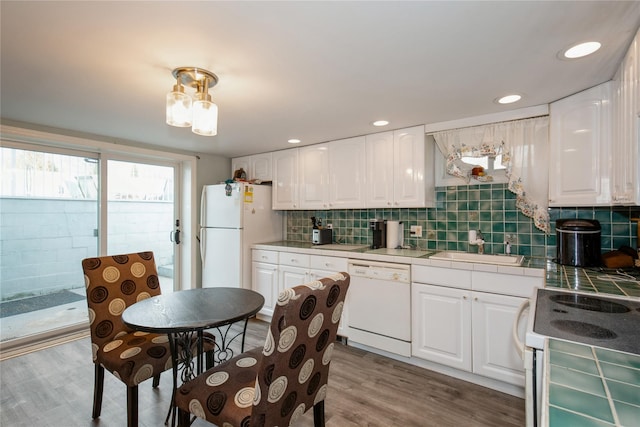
[592,347,622,427]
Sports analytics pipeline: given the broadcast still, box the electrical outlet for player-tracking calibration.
[326,223,333,229]
[410,225,422,237]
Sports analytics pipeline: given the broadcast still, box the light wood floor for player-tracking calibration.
[0,319,524,427]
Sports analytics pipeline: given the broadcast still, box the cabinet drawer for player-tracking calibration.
[412,265,471,289]
[279,252,310,267]
[252,250,278,264]
[309,255,348,272]
[472,271,542,298]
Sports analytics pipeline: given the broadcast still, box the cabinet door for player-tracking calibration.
[299,144,330,209]
[612,36,639,205]
[252,261,278,317]
[232,156,251,179]
[411,283,472,371]
[329,136,366,208]
[394,126,428,208]
[471,292,527,386]
[278,265,308,294]
[252,153,272,181]
[365,131,394,208]
[272,148,299,209]
[549,83,611,206]
[309,268,349,337]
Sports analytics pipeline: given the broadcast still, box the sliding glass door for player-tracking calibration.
[106,159,178,295]
[0,145,180,346]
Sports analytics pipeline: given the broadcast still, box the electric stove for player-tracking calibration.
[532,288,640,355]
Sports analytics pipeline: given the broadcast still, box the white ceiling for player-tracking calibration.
[1,1,639,158]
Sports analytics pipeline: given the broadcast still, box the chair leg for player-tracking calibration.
[206,349,215,369]
[313,400,325,427]
[178,408,191,427]
[152,373,161,388]
[92,364,105,419]
[127,385,138,427]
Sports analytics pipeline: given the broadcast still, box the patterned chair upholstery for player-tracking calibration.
[82,251,214,427]
[175,272,350,427]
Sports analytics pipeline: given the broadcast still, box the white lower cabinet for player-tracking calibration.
[252,249,349,335]
[309,255,349,337]
[471,291,528,386]
[252,261,278,317]
[251,250,279,317]
[411,283,471,371]
[279,265,309,290]
[411,265,539,387]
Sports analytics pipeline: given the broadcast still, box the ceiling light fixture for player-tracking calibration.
[288,139,301,144]
[372,120,390,127]
[496,94,522,104]
[563,41,601,59]
[166,67,219,136]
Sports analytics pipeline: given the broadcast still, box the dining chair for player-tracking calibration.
[175,272,350,427]
[81,251,215,427]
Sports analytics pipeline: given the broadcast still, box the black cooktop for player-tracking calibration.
[533,288,640,355]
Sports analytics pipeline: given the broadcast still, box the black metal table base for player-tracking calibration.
[165,318,251,427]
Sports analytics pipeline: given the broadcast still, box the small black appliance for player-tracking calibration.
[556,219,601,267]
[369,219,386,249]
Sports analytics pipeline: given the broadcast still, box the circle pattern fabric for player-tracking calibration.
[174,272,350,427]
[81,252,172,386]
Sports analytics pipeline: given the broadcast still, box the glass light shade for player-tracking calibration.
[192,100,218,136]
[166,91,192,127]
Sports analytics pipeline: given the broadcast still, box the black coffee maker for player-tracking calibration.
[369,219,386,249]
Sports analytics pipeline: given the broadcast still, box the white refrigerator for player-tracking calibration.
[200,183,283,288]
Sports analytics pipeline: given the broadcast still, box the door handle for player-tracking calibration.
[170,219,181,245]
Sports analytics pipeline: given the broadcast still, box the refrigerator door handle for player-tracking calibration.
[200,187,207,228]
[199,228,206,262]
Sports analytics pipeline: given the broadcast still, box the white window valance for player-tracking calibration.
[432,116,550,233]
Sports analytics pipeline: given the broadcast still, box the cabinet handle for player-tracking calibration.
[325,263,330,267]
[463,295,467,300]
[474,297,478,301]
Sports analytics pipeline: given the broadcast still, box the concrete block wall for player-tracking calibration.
[0,198,173,301]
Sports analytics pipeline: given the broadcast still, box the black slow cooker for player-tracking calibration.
[556,219,601,267]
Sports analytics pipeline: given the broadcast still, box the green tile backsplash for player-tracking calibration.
[285,184,640,258]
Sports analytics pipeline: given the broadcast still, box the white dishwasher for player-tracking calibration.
[347,260,411,357]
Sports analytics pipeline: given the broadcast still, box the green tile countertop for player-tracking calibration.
[544,261,640,297]
[544,339,640,427]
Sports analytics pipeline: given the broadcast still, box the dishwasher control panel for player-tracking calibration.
[348,261,410,283]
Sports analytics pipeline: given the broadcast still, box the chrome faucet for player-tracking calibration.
[469,230,485,254]
[476,230,485,254]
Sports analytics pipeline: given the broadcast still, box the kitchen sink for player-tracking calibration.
[429,251,524,266]
[311,244,368,251]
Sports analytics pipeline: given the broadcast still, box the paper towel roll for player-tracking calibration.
[387,221,400,248]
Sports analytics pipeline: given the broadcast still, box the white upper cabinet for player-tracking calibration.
[252,153,273,181]
[231,153,272,181]
[272,148,299,209]
[231,156,250,178]
[366,125,435,208]
[612,28,639,205]
[299,143,330,209]
[329,136,366,209]
[549,82,612,206]
[365,131,394,207]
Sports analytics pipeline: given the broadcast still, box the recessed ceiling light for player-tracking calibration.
[496,94,522,104]
[372,120,389,127]
[287,138,301,144]
[563,41,601,59]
